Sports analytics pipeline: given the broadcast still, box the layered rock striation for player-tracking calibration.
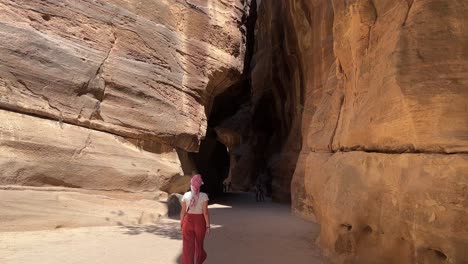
[1,0,467,261]
[0,0,251,191]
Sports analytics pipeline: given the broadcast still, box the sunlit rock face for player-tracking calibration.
[329,0,468,154]
[0,109,184,191]
[0,0,251,191]
[296,151,468,264]
[252,0,468,263]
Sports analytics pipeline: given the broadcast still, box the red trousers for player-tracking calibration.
[182,214,207,264]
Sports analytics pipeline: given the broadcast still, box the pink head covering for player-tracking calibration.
[189,174,203,208]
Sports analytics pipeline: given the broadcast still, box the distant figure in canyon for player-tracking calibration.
[180,174,210,264]
[223,179,231,193]
[255,182,265,202]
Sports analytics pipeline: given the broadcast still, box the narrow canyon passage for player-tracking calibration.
[0,0,467,263]
[0,192,327,264]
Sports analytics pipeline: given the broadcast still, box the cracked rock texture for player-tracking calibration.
[251,0,468,263]
[0,0,250,191]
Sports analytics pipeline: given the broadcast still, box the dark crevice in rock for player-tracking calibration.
[188,0,257,198]
[0,103,151,145]
[78,30,117,102]
[242,0,257,76]
[362,225,373,234]
[331,148,468,155]
[218,0,305,202]
[185,0,209,16]
[432,249,448,261]
[187,95,239,184]
[366,26,372,51]
[12,5,70,21]
[402,0,414,26]
[419,248,449,262]
[329,94,345,151]
[369,0,378,21]
[0,104,64,127]
[190,128,230,196]
[337,59,348,80]
[25,175,81,189]
[41,14,51,21]
[364,0,377,51]
[340,223,353,232]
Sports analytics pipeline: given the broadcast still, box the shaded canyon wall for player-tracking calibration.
[251,0,468,263]
[218,0,303,201]
[0,0,252,192]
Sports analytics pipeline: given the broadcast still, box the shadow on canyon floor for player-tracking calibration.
[170,192,326,264]
[119,221,182,240]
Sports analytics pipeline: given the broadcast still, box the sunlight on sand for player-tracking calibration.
[209,203,232,209]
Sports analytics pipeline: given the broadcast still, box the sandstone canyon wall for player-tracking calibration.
[252,0,468,263]
[1,0,467,262]
[0,0,251,192]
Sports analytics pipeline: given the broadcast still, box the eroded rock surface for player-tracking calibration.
[0,0,250,189]
[250,0,468,263]
[330,0,468,154]
[297,152,468,263]
[0,109,182,191]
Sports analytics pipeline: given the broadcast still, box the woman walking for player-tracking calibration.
[180,174,210,264]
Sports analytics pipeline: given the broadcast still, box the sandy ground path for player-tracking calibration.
[0,192,327,264]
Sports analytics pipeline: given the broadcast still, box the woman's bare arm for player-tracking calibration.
[180,200,187,229]
[202,201,210,233]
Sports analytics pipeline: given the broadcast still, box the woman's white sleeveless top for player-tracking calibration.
[182,191,209,214]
